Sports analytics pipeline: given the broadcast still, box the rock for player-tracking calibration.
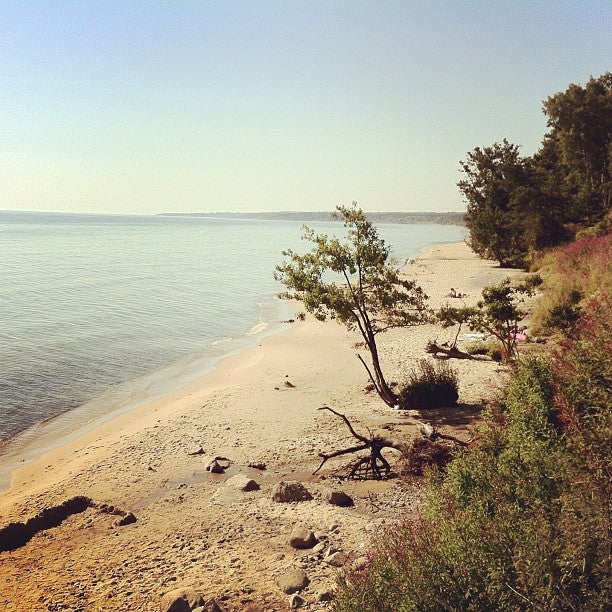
[271,481,313,503]
[316,588,335,602]
[327,490,354,507]
[325,551,348,567]
[289,593,305,608]
[284,380,296,388]
[202,456,230,473]
[353,556,369,571]
[188,445,205,456]
[225,474,260,492]
[247,460,266,470]
[160,587,204,612]
[312,542,326,554]
[192,601,223,612]
[288,526,317,549]
[277,568,309,594]
[114,512,137,527]
[206,460,224,474]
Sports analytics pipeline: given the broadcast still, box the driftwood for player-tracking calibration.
[314,406,404,480]
[426,340,473,360]
[418,422,470,446]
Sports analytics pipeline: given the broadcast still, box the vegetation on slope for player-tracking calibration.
[334,73,611,611]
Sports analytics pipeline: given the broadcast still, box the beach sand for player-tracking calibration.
[0,242,522,611]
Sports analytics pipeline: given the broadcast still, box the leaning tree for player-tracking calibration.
[274,203,429,407]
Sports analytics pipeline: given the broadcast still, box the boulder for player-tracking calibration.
[289,593,305,608]
[277,568,309,594]
[327,490,354,507]
[325,551,348,567]
[114,512,137,527]
[160,587,204,612]
[247,460,267,470]
[271,481,313,503]
[202,456,230,473]
[288,526,317,549]
[225,474,260,492]
[188,445,205,456]
[316,588,335,602]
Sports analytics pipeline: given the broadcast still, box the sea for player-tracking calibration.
[0,211,465,466]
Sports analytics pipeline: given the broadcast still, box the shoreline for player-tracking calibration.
[0,299,294,492]
[0,241,522,611]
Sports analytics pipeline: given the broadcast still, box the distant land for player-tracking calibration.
[158,211,465,225]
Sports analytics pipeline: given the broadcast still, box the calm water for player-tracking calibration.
[0,211,465,445]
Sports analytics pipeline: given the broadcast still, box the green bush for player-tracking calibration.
[398,360,459,410]
[464,339,503,361]
[334,349,611,611]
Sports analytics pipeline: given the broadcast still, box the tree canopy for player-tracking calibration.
[274,203,428,406]
[460,73,611,268]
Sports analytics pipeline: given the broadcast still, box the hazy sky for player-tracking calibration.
[1,1,610,215]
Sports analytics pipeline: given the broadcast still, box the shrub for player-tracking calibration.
[464,339,503,361]
[334,348,611,611]
[398,360,459,410]
[400,438,454,476]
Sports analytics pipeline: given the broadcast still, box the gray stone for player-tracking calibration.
[206,460,224,474]
[288,526,317,549]
[325,551,348,567]
[192,601,223,612]
[114,512,137,527]
[289,593,305,608]
[160,587,204,612]
[202,456,230,473]
[312,542,326,554]
[225,474,260,492]
[277,568,309,594]
[316,588,335,602]
[271,481,313,503]
[327,490,354,507]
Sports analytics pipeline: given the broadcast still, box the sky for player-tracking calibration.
[1,1,610,215]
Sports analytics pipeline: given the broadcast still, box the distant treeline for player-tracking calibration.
[159,210,465,226]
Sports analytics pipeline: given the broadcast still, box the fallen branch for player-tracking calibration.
[314,406,404,480]
[426,341,474,360]
[418,422,471,446]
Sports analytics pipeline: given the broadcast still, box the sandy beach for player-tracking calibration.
[0,242,522,611]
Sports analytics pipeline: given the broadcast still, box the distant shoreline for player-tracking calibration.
[158,210,466,225]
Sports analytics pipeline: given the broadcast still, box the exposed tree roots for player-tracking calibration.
[314,406,404,480]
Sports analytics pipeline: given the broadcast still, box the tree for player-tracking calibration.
[274,203,429,406]
[458,140,532,267]
[541,72,611,222]
[437,279,532,362]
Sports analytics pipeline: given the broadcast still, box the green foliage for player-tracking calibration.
[459,139,532,267]
[275,202,429,406]
[334,344,611,611]
[531,232,611,335]
[398,360,459,410]
[541,73,612,222]
[460,73,611,268]
[464,339,502,362]
[438,279,531,361]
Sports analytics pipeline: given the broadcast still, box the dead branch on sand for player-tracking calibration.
[314,406,404,480]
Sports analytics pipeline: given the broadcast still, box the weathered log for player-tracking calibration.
[426,341,473,359]
[314,406,404,480]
